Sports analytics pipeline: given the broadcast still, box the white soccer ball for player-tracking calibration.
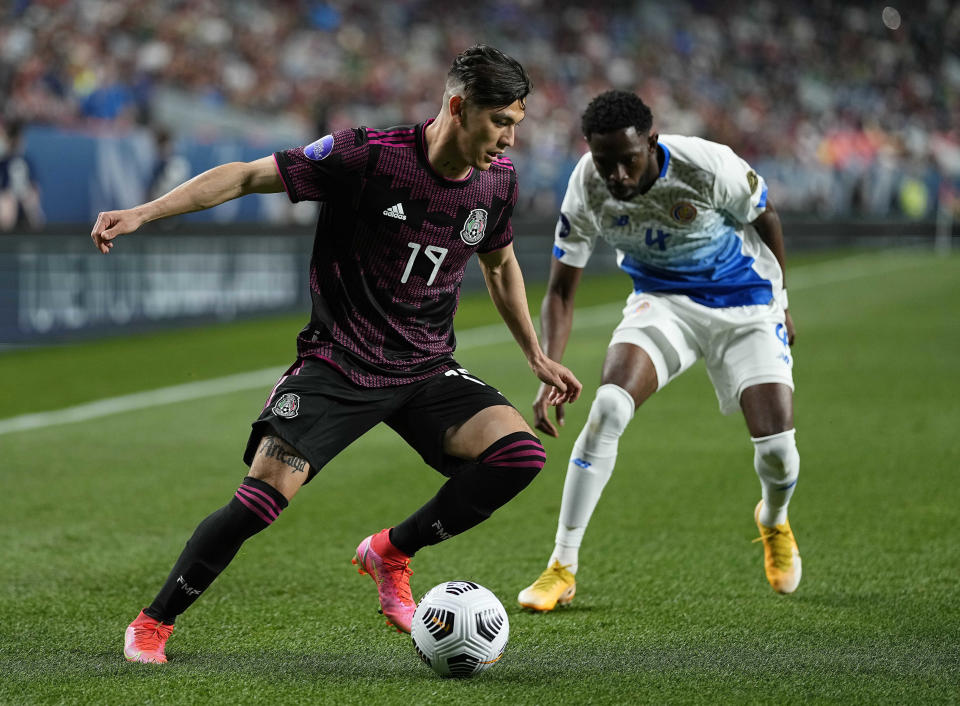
[410,581,509,678]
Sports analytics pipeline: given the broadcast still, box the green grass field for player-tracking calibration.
[2,248,958,704]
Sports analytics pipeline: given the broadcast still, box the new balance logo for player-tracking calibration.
[383,203,407,220]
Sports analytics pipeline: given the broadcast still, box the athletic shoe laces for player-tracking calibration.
[753,527,794,569]
[382,558,415,606]
[533,563,572,592]
[132,620,173,651]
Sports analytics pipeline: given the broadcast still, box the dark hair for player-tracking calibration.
[581,90,653,138]
[446,44,531,110]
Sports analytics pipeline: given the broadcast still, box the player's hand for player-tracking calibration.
[90,208,145,254]
[532,382,565,437]
[530,357,581,408]
[785,309,796,345]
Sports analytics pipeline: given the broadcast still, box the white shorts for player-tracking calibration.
[609,291,794,415]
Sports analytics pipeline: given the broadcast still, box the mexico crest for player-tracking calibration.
[460,208,488,245]
[272,393,300,419]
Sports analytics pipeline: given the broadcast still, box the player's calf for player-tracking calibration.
[457,430,547,528]
[142,476,290,626]
[552,384,635,573]
[752,429,799,527]
[389,432,546,554]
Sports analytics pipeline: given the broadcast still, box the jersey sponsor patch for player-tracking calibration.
[671,201,697,223]
[272,392,301,418]
[304,134,334,161]
[460,208,488,245]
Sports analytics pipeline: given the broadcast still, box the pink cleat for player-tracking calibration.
[352,528,416,633]
[124,610,174,664]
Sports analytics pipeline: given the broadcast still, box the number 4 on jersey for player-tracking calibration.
[645,228,671,251]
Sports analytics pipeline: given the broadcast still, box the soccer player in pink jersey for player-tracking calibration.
[92,45,581,663]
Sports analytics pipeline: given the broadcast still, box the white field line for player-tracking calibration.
[0,251,925,436]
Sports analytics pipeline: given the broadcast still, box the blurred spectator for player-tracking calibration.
[1,0,958,219]
[149,127,191,201]
[0,121,45,231]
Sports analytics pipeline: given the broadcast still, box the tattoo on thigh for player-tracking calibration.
[258,436,307,474]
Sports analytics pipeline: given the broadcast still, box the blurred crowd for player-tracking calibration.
[2,0,959,223]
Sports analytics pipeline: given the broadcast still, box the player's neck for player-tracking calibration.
[424,117,472,180]
[638,145,665,194]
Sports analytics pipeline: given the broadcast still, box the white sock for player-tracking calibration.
[752,429,800,526]
[549,384,635,575]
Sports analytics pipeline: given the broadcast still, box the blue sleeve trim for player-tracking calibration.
[757,183,768,209]
[658,143,671,178]
[552,245,566,259]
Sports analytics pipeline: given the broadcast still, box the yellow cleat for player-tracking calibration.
[753,500,802,594]
[517,560,577,612]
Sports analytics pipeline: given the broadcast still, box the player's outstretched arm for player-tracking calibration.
[90,156,283,254]
[477,244,582,411]
[751,197,795,344]
[531,259,582,436]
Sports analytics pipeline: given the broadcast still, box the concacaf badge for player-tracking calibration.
[272,393,300,419]
[746,170,759,194]
[304,134,334,161]
[460,208,488,245]
[671,201,697,224]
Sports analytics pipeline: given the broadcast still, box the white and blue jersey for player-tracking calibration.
[553,135,780,308]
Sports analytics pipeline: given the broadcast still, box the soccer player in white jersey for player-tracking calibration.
[517,90,801,611]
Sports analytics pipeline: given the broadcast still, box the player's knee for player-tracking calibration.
[586,384,635,439]
[479,431,546,480]
[752,429,799,483]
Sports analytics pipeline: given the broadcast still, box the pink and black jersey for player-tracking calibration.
[273,120,518,387]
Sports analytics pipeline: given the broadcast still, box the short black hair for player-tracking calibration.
[581,90,653,138]
[446,44,531,110]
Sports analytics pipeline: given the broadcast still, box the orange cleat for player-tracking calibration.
[352,528,416,633]
[124,610,174,664]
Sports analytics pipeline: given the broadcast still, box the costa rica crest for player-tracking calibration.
[460,208,488,245]
[671,201,697,224]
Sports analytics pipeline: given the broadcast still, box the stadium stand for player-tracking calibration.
[1,0,958,222]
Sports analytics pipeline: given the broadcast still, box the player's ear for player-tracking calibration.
[648,132,659,151]
[449,94,465,125]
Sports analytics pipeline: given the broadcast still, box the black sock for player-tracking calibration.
[390,432,545,556]
[143,476,288,624]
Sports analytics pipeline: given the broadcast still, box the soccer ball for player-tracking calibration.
[410,581,509,678]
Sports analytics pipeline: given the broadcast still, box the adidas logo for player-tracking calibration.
[383,203,407,220]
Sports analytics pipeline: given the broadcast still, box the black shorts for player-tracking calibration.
[243,357,515,483]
